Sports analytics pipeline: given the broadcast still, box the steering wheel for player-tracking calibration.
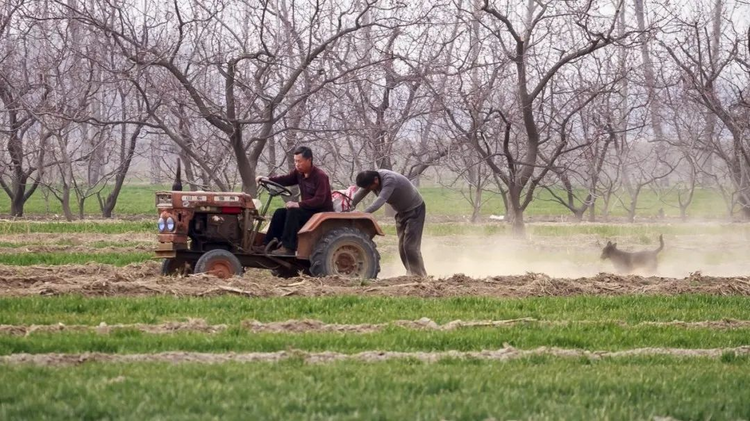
[258,178,293,197]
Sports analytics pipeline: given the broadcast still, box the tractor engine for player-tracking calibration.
[155,191,259,257]
[190,212,243,251]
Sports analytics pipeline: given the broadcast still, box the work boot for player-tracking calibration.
[270,246,295,256]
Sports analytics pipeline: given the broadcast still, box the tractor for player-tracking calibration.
[154,176,382,279]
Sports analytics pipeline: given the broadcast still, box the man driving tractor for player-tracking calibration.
[256,146,333,256]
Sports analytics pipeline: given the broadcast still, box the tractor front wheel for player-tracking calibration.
[194,250,243,279]
[161,258,192,276]
[309,227,380,279]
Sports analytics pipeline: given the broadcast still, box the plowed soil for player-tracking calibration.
[0,319,227,336]
[1,262,749,298]
[3,318,748,336]
[3,346,749,366]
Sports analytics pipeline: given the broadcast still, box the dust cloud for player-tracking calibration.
[379,224,750,279]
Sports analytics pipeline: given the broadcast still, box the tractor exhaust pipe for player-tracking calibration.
[172,159,183,191]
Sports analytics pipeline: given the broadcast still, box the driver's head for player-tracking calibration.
[356,171,380,191]
[293,146,313,174]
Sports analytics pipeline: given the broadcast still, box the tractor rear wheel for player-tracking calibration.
[194,249,243,279]
[309,227,380,279]
[161,258,191,276]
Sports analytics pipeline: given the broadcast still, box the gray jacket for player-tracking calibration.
[351,169,424,214]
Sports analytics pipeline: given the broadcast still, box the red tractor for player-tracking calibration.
[154,178,382,279]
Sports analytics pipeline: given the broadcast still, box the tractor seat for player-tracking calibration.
[332,186,357,213]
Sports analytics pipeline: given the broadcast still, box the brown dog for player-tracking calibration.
[601,235,664,274]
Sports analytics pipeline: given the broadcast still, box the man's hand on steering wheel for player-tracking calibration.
[257,177,294,197]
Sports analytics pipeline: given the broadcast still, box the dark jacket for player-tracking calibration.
[268,166,334,212]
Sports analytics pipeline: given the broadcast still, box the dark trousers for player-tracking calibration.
[265,207,316,251]
[395,202,427,276]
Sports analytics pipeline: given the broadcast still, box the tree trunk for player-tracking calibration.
[78,196,86,220]
[88,126,105,187]
[702,0,724,186]
[150,136,162,185]
[627,200,637,223]
[61,184,74,221]
[471,186,483,223]
[508,186,526,236]
[176,106,200,191]
[588,201,597,222]
[511,208,525,236]
[201,170,211,191]
[100,196,116,218]
[231,127,257,196]
[602,202,611,221]
[740,195,750,220]
[101,124,145,217]
[10,194,25,217]
[268,139,277,175]
[6,167,43,217]
[42,186,51,214]
[3,126,38,218]
[180,152,198,191]
[634,0,668,186]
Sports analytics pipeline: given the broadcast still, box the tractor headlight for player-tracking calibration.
[166,217,175,232]
[158,217,166,232]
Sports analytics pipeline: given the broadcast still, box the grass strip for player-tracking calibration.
[1,324,748,354]
[0,295,747,326]
[0,241,153,249]
[0,356,748,420]
[0,221,153,234]
[0,252,154,267]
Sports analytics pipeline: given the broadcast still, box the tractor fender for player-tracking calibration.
[296,212,384,260]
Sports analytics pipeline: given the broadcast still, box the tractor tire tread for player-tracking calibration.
[309,227,380,279]
[194,249,243,277]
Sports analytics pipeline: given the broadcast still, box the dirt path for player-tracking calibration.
[0,319,227,335]
[1,263,749,298]
[243,318,750,332]
[2,318,749,336]
[3,346,749,366]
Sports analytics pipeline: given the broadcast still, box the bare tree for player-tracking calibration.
[440,144,503,222]
[614,135,678,222]
[634,0,667,175]
[327,7,450,185]
[659,78,716,220]
[663,7,750,219]
[541,111,617,222]
[474,0,641,234]
[4,0,748,224]
[53,0,406,196]
[97,87,150,218]
[0,1,53,216]
[24,4,155,219]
